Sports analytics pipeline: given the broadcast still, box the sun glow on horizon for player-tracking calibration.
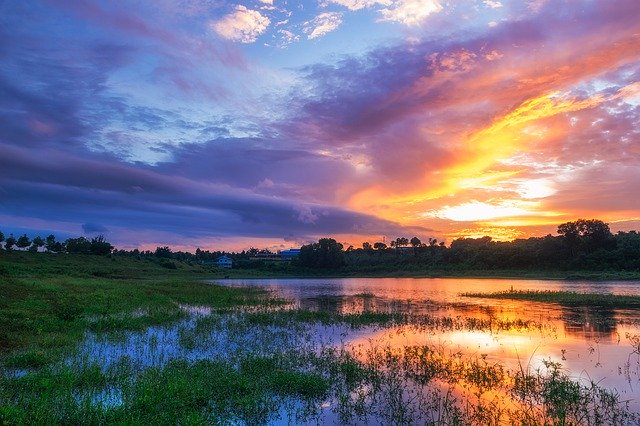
[424,200,537,222]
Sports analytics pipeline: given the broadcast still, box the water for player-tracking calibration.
[218,278,640,408]
[70,277,640,423]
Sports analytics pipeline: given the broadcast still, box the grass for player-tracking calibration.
[1,251,638,424]
[221,266,640,280]
[0,252,275,357]
[461,289,640,308]
[0,356,330,425]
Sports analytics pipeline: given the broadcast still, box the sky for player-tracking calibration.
[1,0,639,251]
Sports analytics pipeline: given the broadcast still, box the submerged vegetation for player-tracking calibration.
[0,252,273,357]
[462,289,640,308]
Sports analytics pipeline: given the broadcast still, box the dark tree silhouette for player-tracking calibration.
[558,219,614,254]
[155,246,173,258]
[65,237,91,254]
[90,235,113,255]
[4,234,16,251]
[16,234,31,250]
[394,237,409,248]
[32,236,45,248]
[45,234,64,252]
[299,238,344,269]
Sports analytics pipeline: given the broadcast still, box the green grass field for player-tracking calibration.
[1,252,637,424]
[0,252,271,359]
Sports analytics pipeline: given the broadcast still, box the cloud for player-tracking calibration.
[2,0,639,248]
[326,0,390,11]
[277,29,300,47]
[293,205,319,224]
[379,0,443,25]
[304,12,343,39]
[280,0,640,234]
[82,223,109,234]
[425,200,537,222]
[327,0,442,26]
[428,49,477,73]
[210,5,270,43]
[0,140,424,245]
[484,0,503,8]
[50,0,244,67]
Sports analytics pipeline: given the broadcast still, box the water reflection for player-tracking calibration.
[561,305,619,341]
[216,277,640,410]
[61,277,640,422]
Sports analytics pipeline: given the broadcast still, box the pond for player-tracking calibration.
[67,277,640,424]
[218,278,640,422]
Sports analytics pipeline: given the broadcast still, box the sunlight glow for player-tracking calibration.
[424,200,538,222]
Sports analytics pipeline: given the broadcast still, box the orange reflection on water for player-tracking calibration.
[223,277,640,410]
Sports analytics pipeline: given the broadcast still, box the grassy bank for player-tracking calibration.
[461,289,640,307]
[0,252,274,360]
[221,265,640,280]
[2,252,638,424]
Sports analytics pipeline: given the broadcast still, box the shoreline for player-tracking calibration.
[208,269,640,281]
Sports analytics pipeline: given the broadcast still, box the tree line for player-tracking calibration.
[0,232,113,255]
[3,219,640,272]
[297,219,640,271]
[0,230,261,265]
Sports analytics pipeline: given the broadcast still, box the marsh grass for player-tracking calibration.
[0,252,276,357]
[2,302,637,425]
[2,253,638,424]
[461,289,640,308]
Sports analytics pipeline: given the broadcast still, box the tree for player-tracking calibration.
[558,219,612,240]
[45,234,56,251]
[32,236,45,248]
[65,237,91,254]
[394,237,409,248]
[4,234,16,251]
[373,242,387,250]
[558,219,614,254]
[362,242,372,251]
[0,231,4,249]
[410,237,422,247]
[299,238,344,269]
[45,234,64,252]
[90,235,113,255]
[16,234,31,250]
[155,246,172,258]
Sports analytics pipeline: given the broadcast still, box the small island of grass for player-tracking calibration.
[461,289,640,308]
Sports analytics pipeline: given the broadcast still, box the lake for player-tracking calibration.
[218,278,640,422]
[71,277,640,424]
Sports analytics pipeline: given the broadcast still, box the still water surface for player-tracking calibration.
[71,277,640,422]
[220,278,640,408]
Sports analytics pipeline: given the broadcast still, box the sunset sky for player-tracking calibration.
[1,0,639,251]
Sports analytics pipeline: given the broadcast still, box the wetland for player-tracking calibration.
[2,253,640,424]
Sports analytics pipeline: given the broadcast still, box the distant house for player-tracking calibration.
[279,248,301,261]
[216,255,233,269]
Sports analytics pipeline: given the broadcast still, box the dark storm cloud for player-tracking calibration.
[82,223,109,234]
[0,143,424,240]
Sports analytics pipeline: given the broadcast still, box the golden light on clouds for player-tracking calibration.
[347,90,611,239]
[424,200,537,222]
[346,79,640,243]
